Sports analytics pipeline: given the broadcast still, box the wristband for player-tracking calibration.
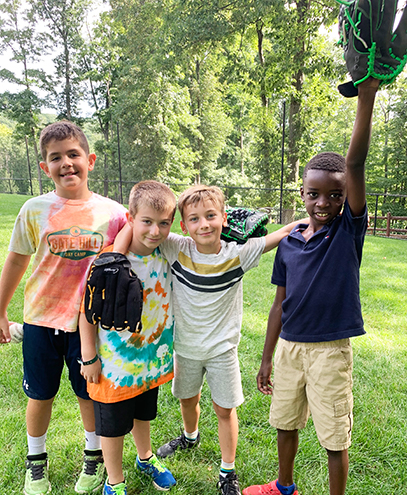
[77,355,99,366]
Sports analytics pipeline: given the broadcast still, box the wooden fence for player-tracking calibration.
[368,212,407,238]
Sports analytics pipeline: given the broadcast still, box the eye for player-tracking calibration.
[161,221,170,227]
[207,213,215,219]
[189,216,198,222]
[307,192,317,198]
[50,156,60,162]
[143,220,151,225]
[331,193,342,199]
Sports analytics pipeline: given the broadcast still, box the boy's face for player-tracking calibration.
[181,199,227,254]
[127,205,174,256]
[301,169,346,230]
[40,138,96,200]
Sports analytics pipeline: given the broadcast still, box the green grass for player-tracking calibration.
[0,193,406,494]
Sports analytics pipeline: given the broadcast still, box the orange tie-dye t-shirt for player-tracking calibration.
[9,192,127,332]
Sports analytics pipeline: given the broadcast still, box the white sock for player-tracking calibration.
[27,432,47,456]
[184,429,199,442]
[84,429,101,451]
[220,460,235,476]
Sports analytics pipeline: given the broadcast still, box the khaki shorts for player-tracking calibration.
[269,338,353,451]
[172,347,244,409]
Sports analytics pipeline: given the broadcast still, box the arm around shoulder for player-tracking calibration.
[263,217,308,254]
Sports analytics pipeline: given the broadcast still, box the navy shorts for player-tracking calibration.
[22,323,89,401]
[93,387,159,437]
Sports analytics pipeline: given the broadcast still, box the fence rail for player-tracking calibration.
[0,177,406,239]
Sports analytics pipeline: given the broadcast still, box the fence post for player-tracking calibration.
[386,211,391,237]
[373,194,379,236]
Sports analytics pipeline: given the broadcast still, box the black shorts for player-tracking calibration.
[93,387,159,437]
[22,323,88,400]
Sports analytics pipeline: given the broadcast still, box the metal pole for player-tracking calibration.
[25,136,34,196]
[116,122,123,204]
[279,101,286,224]
[373,194,379,236]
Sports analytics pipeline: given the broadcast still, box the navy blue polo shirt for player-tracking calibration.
[272,200,367,343]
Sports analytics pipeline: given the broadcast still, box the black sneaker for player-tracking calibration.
[217,471,242,495]
[156,432,200,458]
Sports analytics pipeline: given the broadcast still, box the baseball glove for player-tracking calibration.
[221,208,269,244]
[337,0,407,97]
[85,252,144,333]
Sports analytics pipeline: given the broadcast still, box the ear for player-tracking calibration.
[222,211,228,227]
[126,211,134,227]
[300,186,305,202]
[88,153,96,171]
[180,220,188,235]
[40,162,51,177]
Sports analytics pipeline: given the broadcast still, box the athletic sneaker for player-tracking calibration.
[135,454,176,491]
[217,471,242,495]
[75,449,105,493]
[102,480,127,495]
[156,432,200,458]
[242,479,298,495]
[24,453,51,495]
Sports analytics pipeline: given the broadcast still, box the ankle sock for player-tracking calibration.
[220,460,235,477]
[184,429,199,442]
[84,429,101,451]
[139,454,153,462]
[27,432,47,456]
[276,480,296,495]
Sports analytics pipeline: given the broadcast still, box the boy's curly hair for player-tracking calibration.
[303,152,346,180]
[39,120,90,160]
[178,185,225,220]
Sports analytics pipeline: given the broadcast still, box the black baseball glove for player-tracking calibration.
[85,252,143,333]
[337,0,407,97]
[221,208,269,244]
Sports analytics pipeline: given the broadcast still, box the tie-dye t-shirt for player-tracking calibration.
[9,192,127,332]
[87,248,174,403]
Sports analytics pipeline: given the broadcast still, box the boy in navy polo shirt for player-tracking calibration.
[242,77,380,495]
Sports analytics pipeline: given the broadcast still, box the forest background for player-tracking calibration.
[1,0,407,219]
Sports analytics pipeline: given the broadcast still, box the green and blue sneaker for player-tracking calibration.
[75,449,105,493]
[102,480,127,495]
[24,453,51,495]
[136,454,176,491]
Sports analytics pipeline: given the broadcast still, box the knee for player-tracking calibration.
[213,403,235,420]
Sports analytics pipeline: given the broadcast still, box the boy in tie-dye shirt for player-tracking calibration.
[0,121,128,495]
[79,181,176,495]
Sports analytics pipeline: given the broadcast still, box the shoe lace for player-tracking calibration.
[83,455,102,475]
[139,455,166,475]
[169,434,189,449]
[217,473,240,495]
[28,461,46,481]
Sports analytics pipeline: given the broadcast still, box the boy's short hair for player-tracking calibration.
[39,120,90,160]
[128,180,176,219]
[178,185,225,219]
[303,152,346,180]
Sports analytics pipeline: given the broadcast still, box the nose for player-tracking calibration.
[199,217,209,229]
[150,224,160,236]
[316,196,329,207]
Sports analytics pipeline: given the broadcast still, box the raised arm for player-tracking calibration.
[0,252,31,343]
[345,78,380,217]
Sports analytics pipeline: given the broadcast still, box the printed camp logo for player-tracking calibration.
[47,226,103,260]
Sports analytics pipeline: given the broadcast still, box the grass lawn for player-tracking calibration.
[0,192,406,494]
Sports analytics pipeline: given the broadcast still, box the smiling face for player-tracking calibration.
[127,205,174,256]
[301,169,346,231]
[40,138,96,200]
[181,199,227,254]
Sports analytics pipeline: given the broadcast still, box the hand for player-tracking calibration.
[256,360,273,395]
[80,360,101,384]
[0,315,10,344]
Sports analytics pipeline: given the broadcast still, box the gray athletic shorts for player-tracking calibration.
[172,347,244,409]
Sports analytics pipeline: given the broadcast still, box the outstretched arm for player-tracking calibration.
[257,286,285,394]
[345,78,379,217]
[0,252,31,343]
[263,217,308,253]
